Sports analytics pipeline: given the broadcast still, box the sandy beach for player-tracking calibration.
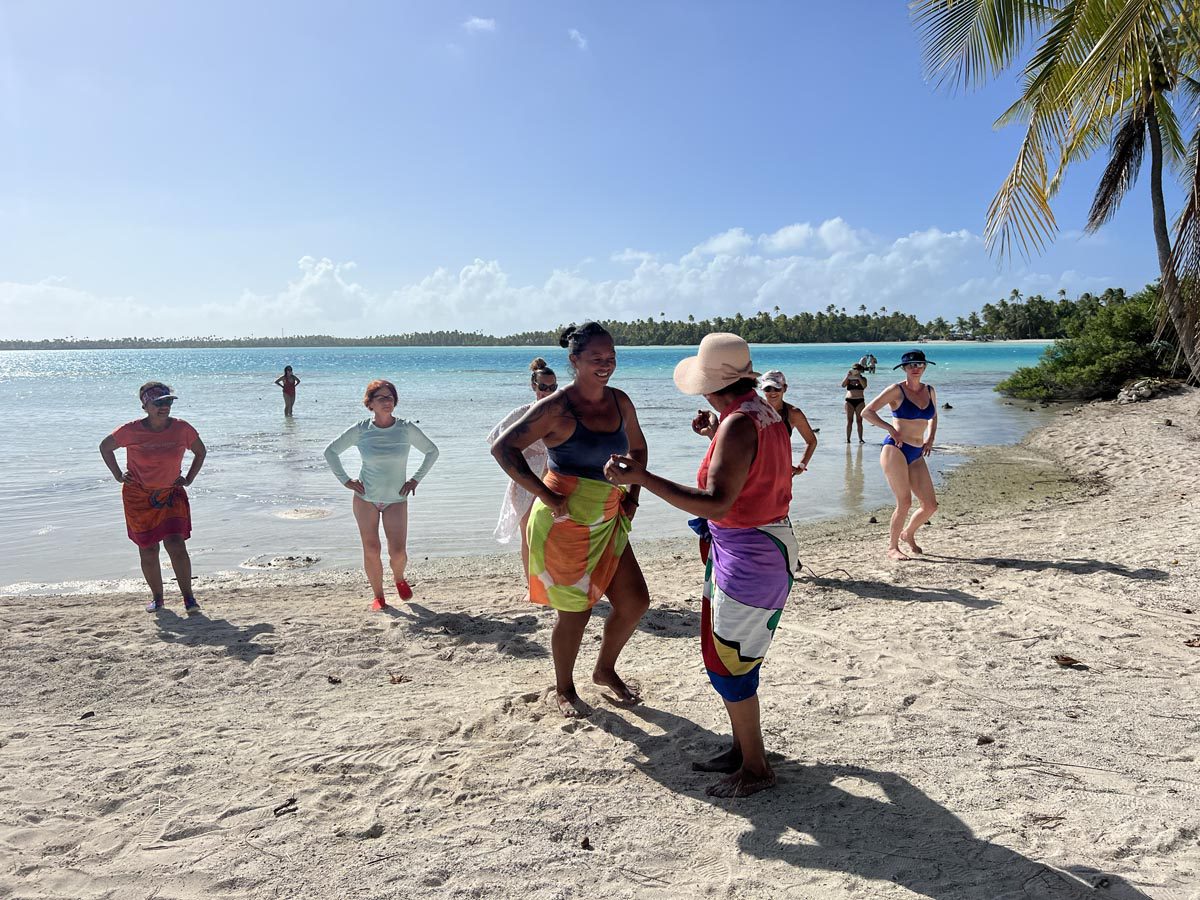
[1,390,1197,899]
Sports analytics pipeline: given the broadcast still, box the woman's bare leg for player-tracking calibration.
[552,609,591,717]
[900,458,938,554]
[138,543,165,600]
[161,535,193,598]
[844,403,854,443]
[855,410,865,442]
[706,694,777,798]
[880,446,913,560]
[380,501,409,585]
[351,495,385,598]
[595,545,650,704]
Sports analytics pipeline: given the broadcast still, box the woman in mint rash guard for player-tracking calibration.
[99,382,208,614]
[862,349,939,561]
[324,379,439,611]
[605,333,796,798]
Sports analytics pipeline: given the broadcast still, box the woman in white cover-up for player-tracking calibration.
[487,357,558,585]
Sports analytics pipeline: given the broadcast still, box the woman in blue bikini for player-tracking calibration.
[863,350,938,561]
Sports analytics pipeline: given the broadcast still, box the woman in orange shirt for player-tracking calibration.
[99,382,207,614]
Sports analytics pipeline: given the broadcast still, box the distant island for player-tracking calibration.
[0,288,1129,349]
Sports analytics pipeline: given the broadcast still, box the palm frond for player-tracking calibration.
[1161,124,1200,374]
[1087,102,1148,230]
[910,0,1060,91]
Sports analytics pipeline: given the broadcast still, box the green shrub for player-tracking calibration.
[996,285,1185,400]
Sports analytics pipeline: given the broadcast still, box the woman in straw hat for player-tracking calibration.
[862,349,939,560]
[491,322,649,718]
[606,333,796,798]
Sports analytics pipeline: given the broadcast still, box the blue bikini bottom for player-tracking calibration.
[883,435,924,465]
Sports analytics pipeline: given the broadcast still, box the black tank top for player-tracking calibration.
[547,389,629,482]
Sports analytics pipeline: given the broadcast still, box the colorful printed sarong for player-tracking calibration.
[701,518,797,702]
[122,482,192,548]
[527,470,630,613]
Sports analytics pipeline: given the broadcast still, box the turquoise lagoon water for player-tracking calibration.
[0,342,1053,590]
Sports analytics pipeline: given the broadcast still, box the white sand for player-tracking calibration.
[1,390,1198,899]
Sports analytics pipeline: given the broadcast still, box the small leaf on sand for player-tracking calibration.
[326,675,342,685]
[1052,655,1083,667]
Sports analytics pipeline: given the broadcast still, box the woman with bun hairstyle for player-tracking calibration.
[491,323,650,718]
[487,358,559,588]
[324,379,439,610]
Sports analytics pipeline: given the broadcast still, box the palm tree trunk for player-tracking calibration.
[1148,105,1200,378]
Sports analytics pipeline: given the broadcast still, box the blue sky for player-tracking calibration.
[0,1,1172,339]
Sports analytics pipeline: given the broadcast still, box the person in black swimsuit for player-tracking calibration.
[842,363,868,443]
[491,322,651,718]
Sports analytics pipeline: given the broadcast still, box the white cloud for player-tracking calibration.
[462,17,496,33]
[568,28,588,50]
[0,220,1120,339]
[692,227,754,257]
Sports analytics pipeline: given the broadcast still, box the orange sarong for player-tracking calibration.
[121,482,192,548]
[526,471,630,612]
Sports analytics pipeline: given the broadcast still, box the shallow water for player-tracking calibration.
[0,342,1054,591]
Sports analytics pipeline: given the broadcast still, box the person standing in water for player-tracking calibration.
[274,365,300,417]
[99,382,207,614]
[757,370,818,476]
[606,333,796,798]
[324,379,439,610]
[862,350,939,561]
[841,363,868,443]
[491,322,650,718]
[487,357,558,591]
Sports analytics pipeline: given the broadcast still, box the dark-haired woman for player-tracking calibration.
[487,357,559,588]
[606,333,795,798]
[863,351,939,561]
[325,379,439,610]
[491,322,650,718]
[99,382,208,614]
[274,365,300,417]
[842,364,868,443]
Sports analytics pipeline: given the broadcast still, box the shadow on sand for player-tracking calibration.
[924,555,1168,581]
[153,609,276,662]
[592,703,1151,900]
[807,577,999,610]
[391,601,548,659]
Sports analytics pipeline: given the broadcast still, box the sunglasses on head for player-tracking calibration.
[535,382,557,392]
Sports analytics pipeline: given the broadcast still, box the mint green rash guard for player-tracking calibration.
[323,418,439,504]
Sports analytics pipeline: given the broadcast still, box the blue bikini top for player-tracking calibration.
[892,383,935,420]
[548,389,629,482]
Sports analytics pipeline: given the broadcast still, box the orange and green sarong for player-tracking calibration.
[121,482,191,548]
[527,471,630,612]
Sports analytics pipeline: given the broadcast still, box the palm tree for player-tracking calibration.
[911,0,1200,377]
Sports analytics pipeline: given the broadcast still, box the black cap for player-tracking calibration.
[894,349,936,369]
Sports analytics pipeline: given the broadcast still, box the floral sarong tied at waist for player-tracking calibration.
[702,518,797,702]
[527,470,630,613]
[122,481,192,548]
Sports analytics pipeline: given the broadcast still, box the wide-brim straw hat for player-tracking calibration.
[673,332,759,395]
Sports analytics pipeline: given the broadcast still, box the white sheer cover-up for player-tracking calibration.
[487,403,548,544]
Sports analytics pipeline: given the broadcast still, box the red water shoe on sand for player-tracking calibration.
[395,579,413,601]
[371,597,387,611]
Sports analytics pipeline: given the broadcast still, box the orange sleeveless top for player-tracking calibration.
[696,392,792,528]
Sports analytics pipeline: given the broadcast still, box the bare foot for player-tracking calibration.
[692,746,742,774]
[887,547,910,561]
[900,532,924,554]
[592,668,642,706]
[705,767,777,798]
[554,687,591,719]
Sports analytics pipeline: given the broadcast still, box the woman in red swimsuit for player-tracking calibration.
[274,365,300,417]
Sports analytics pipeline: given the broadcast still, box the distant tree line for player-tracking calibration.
[0,288,1152,349]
